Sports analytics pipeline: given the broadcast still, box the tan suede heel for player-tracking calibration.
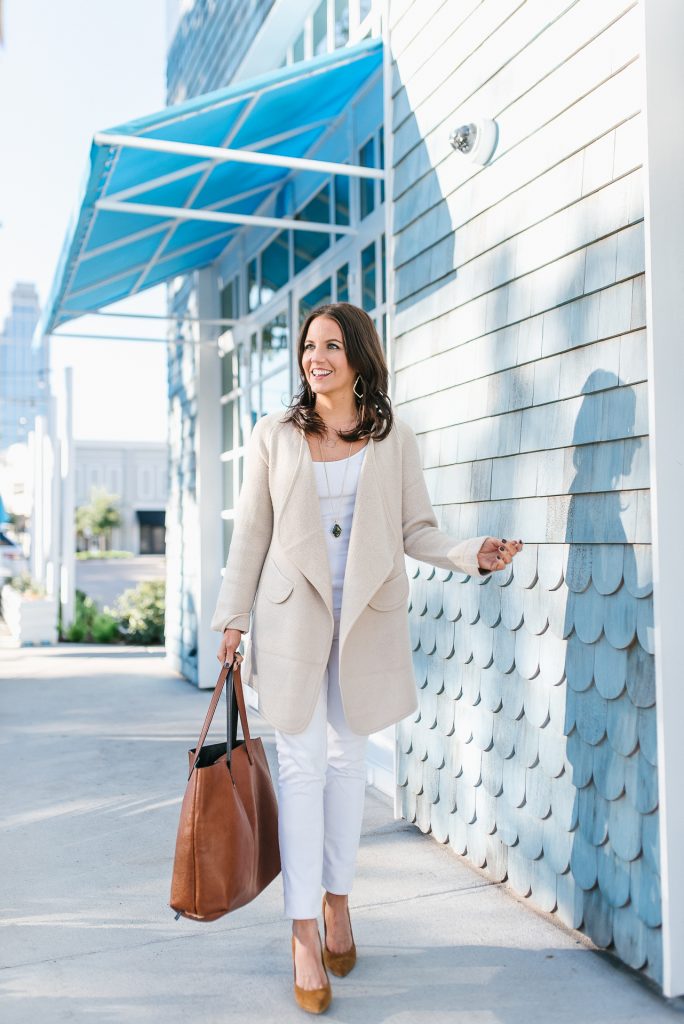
[291,931,332,1014]
[322,894,357,977]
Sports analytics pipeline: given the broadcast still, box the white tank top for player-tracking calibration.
[312,444,367,620]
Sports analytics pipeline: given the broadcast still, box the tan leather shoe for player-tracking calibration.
[322,893,357,977]
[291,930,332,1014]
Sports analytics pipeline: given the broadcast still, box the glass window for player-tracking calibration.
[262,312,289,378]
[360,0,372,19]
[299,278,332,325]
[361,241,376,312]
[334,173,350,242]
[220,350,233,396]
[250,387,260,426]
[379,125,385,204]
[313,0,327,55]
[334,0,349,46]
[220,277,238,321]
[261,231,289,302]
[359,137,375,219]
[294,185,331,274]
[222,401,233,451]
[336,263,349,303]
[262,363,290,415]
[250,331,259,384]
[262,312,291,414]
[247,257,259,312]
[293,30,305,62]
[231,391,244,448]
[381,232,386,303]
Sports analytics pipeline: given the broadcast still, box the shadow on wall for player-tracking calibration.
[559,376,659,973]
[392,62,661,984]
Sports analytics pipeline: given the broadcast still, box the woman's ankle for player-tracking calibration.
[292,917,319,939]
[324,890,348,907]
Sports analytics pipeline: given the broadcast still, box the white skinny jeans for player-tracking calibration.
[274,617,368,920]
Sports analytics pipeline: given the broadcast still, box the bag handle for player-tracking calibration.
[188,659,254,780]
[225,659,254,770]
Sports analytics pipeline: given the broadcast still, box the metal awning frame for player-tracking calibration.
[94,131,386,184]
[64,133,386,309]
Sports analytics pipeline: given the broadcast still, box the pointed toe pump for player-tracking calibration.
[291,931,332,1014]
[322,894,357,977]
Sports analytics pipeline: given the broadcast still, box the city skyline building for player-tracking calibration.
[0,282,47,451]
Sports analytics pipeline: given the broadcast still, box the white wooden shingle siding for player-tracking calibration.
[390,0,660,984]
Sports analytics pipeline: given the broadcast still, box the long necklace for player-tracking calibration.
[317,435,354,538]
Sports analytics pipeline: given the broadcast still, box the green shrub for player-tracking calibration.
[62,582,164,645]
[92,612,120,643]
[65,621,86,642]
[64,589,121,644]
[108,580,165,645]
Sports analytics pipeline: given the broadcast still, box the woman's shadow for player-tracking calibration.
[558,369,660,978]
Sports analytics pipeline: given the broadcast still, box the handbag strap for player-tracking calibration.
[188,659,254,780]
[225,659,255,770]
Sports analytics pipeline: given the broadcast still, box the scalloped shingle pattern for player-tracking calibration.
[398,542,661,985]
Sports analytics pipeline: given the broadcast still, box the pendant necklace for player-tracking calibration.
[317,434,354,538]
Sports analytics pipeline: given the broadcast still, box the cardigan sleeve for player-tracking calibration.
[399,419,491,577]
[210,414,274,633]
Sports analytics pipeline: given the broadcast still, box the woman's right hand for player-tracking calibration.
[218,627,244,667]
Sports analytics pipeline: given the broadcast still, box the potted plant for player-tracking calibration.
[1,573,58,646]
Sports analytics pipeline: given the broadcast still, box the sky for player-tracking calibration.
[0,0,171,442]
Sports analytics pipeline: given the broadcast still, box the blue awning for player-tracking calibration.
[39,37,383,337]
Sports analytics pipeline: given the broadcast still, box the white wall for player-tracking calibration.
[390,0,661,988]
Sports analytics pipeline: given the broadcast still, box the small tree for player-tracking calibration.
[75,486,122,552]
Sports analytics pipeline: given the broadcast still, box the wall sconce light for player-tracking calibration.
[449,118,498,165]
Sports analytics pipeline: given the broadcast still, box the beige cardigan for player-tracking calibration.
[210,410,490,734]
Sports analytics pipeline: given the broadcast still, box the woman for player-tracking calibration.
[212,302,523,1013]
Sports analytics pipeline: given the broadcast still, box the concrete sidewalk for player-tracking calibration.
[1,645,681,1023]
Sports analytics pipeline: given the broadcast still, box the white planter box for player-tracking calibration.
[1,584,58,646]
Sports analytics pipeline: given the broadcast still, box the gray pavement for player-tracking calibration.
[1,645,682,1023]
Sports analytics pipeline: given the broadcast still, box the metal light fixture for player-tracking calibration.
[449,118,498,165]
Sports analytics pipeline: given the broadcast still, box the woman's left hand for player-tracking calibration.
[477,537,523,572]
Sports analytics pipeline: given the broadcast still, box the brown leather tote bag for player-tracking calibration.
[169,658,281,921]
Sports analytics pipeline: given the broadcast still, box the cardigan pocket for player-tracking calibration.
[368,570,410,610]
[260,556,295,604]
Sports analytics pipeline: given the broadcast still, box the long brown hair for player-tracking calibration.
[283,302,393,442]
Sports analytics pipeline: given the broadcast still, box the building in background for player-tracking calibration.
[0,282,47,451]
[166,0,278,103]
[163,0,385,697]
[74,440,167,555]
[37,0,684,997]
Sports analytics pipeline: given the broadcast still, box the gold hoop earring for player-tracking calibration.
[353,375,365,400]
